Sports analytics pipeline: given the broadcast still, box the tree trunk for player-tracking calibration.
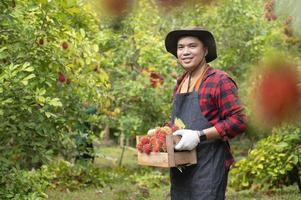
[119,132,125,146]
[103,123,110,142]
[125,137,130,146]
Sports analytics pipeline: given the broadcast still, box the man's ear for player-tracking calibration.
[204,47,208,56]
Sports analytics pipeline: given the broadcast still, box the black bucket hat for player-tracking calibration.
[165,27,217,63]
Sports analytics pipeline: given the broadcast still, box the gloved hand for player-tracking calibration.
[147,128,156,135]
[173,129,200,151]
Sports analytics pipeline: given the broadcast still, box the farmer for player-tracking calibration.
[164,27,246,199]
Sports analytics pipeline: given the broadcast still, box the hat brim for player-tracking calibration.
[165,29,217,63]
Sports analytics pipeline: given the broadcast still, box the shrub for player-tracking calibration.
[0,166,49,200]
[230,124,301,190]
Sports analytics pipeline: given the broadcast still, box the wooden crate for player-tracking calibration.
[136,135,197,168]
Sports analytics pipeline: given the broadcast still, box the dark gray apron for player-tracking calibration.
[170,88,229,200]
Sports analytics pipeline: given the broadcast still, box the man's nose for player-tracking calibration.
[183,47,190,55]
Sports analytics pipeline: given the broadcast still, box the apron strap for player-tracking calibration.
[176,74,189,94]
[194,66,209,92]
[176,65,209,94]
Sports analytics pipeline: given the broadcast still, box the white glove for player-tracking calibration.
[173,129,200,151]
[147,128,156,135]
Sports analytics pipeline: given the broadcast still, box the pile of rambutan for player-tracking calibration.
[136,126,179,154]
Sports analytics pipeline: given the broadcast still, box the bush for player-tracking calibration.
[0,166,49,200]
[230,124,301,190]
[0,159,169,199]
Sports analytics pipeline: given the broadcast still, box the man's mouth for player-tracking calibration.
[182,57,193,64]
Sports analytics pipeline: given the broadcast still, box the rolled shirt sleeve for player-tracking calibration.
[214,76,247,140]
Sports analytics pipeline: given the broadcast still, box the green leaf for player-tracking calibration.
[257,164,264,169]
[22,66,35,72]
[241,180,249,187]
[1,98,14,105]
[93,44,99,52]
[45,112,57,118]
[276,142,289,149]
[66,0,78,7]
[21,74,36,85]
[80,28,86,38]
[0,47,8,59]
[174,118,185,129]
[48,98,63,107]
[37,96,46,105]
[37,0,48,5]
[288,155,298,165]
[67,7,81,14]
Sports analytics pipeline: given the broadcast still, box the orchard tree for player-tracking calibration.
[0,0,110,169]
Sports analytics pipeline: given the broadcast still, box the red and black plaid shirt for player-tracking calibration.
[173,66,247,168]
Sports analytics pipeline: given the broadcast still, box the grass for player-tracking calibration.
[47,145,301,200]
[47,184,170,200]
[94,145,138,168]
[48,185,301,200]
[226,186,301,200]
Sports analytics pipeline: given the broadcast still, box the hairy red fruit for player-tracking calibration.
[150,71,164,88]
[136,143,143,153]
[62,41,69,50]
[153,143,161,152]
[154,127,161,135]
[143,144,152,154]
[156,132,166,146]
[263,0,277,21]
[58,72,66,83]
[140,136,150,145]
[171,126,179,133]
[137,125,180,153]
[283,16,294,39]
[150,136,157,145]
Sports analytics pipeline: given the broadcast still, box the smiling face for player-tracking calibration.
[177,36,207,72]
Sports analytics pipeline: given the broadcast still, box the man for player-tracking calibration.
[164,27,246,199]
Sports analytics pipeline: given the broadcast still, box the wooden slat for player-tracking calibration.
[174,150,197,166]
[166,135,175,167]
[137,151,169,167]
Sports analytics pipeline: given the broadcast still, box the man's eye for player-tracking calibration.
[178,46,183,49]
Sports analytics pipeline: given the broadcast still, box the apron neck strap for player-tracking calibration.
[194,65,209,91]
[176,65,209,94]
